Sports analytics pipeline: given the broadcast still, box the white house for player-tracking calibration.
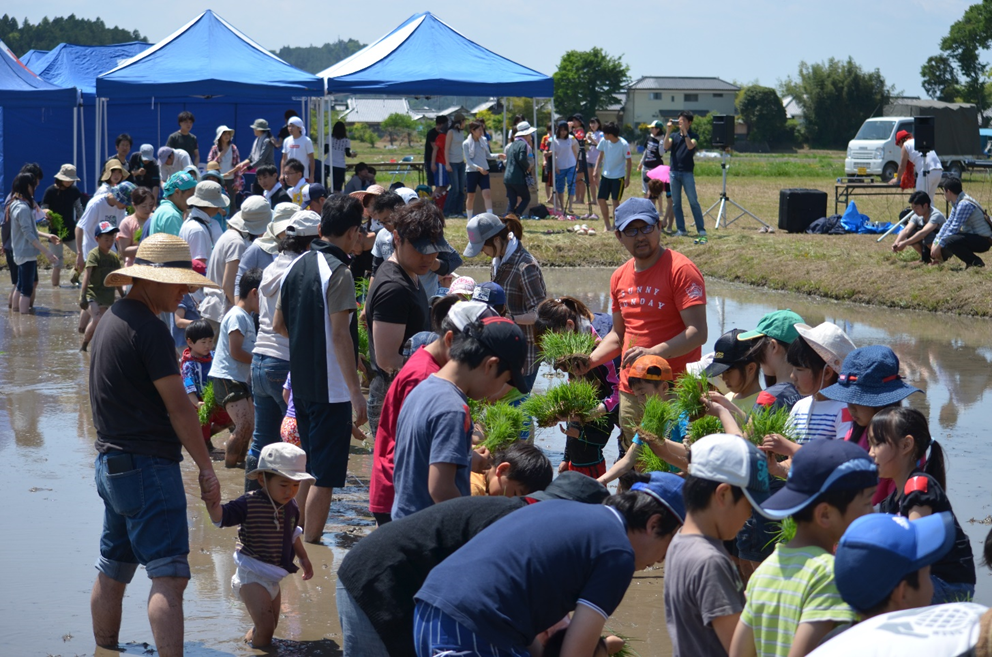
[624,76,739,126]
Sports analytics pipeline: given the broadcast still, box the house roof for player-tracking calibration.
[413,104,470,121]
[630,76,739,92]
[470,98,498,113]
[340,96,412,123]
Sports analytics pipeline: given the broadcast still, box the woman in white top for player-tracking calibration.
[552,121,579,214]
[585,117,604,194]
[208,126,241,210]
[330,121,357,192]
[463,120,494,214]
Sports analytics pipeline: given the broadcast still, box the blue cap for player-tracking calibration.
[614,197,660,232]
[835,512,955,612]
[820,345,921,407]
[111,181,135,206]
[762,439,878,519]
[472,282,506,308]
[631,471,686,523]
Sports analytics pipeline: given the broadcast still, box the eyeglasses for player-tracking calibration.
[620,224,657,237]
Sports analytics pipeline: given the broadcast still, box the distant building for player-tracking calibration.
[624,76,739,126]
[594,95,626,128]
[411,104,471,122]
[782,95,804,121]
[339,96,414,127]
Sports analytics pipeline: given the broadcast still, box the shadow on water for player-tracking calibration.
[4,273,992,656]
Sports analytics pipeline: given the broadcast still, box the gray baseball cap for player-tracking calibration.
[463,213,505,258]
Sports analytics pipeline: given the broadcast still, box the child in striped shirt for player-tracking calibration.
[207,443,314,648]
[729,440,878,657]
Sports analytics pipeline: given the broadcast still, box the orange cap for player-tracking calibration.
[628,355,674,381]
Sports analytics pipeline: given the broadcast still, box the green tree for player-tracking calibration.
[1,14,145,54]
[920,3,992,120]
[475,110,503,141]
[273,39,365,74]
[349,123,378,148]
[781,58,893,148]
[920,55,961,102]
[553,48,630,120]
[737,86,787,145]
[381,113,419,147]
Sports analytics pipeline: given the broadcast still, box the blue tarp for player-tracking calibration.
[320,12,554,97]
[34,42,152,99]
[0,40,77,107]
[96,10,322,100]
[20,49,49,70]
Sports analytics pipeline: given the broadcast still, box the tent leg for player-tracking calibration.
[80,104,87,193]
[73,106,78,172]
[549,99,557,213]
[94,99,101,195]
[502,97,507,150]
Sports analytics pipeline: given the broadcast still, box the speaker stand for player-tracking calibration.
[704,151,770,229]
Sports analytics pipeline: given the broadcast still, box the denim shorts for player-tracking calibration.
[15,259,38,296]
[94,452,190,582]
[296,399,353,488]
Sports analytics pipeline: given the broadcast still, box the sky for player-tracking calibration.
[12,0,980,98]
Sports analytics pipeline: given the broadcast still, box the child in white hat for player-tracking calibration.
[206,442,315,648]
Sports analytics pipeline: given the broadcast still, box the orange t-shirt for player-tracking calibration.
[610,249,706,392]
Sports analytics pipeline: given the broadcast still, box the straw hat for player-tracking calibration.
[349,184,386,203]
[187,181,230,209]
[795,322,856,372]
[101,158,130,182]
[228,196,272,236]
[104,234,219,288]
[54,164,80,183]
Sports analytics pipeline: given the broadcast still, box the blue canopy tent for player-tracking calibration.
[19,49,50,70]
[92,11,323,191]
[0,40,77,198]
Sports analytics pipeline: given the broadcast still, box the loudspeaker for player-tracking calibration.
[711,115,735,148]
[778,188,828,233]
[914,116,935,154]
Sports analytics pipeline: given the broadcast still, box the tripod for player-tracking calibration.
[704,150,770,229]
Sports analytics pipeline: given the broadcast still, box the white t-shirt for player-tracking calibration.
[330,137,350,168]
[371,227,395,261]
[597,137,632,180]
[199,228,248,322]
[283,134,314,180]
[905,139,942,172]
[788,396,851,444]
[586,130,604,163]
[208,306,256,384]
[552,136,578,169]
[178,209,216,262]
[77,194,126,257]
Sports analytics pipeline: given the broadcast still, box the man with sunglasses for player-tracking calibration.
[580,197,708,449]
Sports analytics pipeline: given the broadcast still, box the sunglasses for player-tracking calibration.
[620,224,657,237]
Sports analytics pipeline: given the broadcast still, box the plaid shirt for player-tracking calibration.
[207,143,244,192]
[493,245,546,375]
[936,192,990,246]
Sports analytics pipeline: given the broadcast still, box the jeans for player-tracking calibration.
[444,162,466,215]
[555,166,576,197]
[670,170,705,233]
[94,453,190,583]
[246,354,290,491]
[941,233,991,267]
[506,183,530,216]
[337,580,391,657]
[931,574,975,604]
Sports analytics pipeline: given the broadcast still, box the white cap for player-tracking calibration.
[795,322,856,372]
[447,300,499,331]
[246,443,315,482]
[688,434,772,517]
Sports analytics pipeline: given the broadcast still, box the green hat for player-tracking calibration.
[738,309,804,343]
[647,120,665,129]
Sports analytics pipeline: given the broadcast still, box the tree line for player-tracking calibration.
[0,14,145,53]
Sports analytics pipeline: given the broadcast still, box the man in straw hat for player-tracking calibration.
[89,233,221,656]
[41,163,84,287]
[179,180,229,268]
[274,193,368,543]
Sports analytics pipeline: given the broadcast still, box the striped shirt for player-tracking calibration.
[788,397,851,444]
[741,544,856,657]
[218,490,301,573]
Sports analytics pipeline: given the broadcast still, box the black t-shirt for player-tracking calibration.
[41,184,83,233]
[879,471,976,585]
[669,130,699,172]
[277,124,291,142]
[424,127,439,164]
[643,135,664,169]
[128,154,161,189]
[166,131,198,158]
[90,299,183,461]
[338,496,524,657]
[366,260,430,376]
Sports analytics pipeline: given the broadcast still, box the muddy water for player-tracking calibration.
[3,272,992,656]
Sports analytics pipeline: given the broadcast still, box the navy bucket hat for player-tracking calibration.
[820,345,921,407]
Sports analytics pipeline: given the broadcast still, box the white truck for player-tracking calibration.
[844,100,980,180]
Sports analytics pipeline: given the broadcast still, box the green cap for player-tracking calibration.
[738,309,804,344]
[647,120,665,129]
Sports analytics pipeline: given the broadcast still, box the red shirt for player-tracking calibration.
[610,249,706,392]
[368,347,442,514]
[434,134,447,166]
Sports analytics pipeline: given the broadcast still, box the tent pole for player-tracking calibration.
[73,105,78,172]
[549,98,557,212]
[502,97,507,151]
[94,99,101,195]
[104,99,109,166]
[80,105,87,193]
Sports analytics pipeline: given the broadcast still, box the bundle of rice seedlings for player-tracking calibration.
[744,405,794,447]
[198,382,216,426]
[478,402,526,453]
[540,330,597,371]
[48,211,69,240]
[686,415,724,447]
[765,517,797,549]
[133,225,142,243]
[673,370,709,421]
[357,321,369,360]
[521,379,602,427]
[636,441,669,473]
[355,277,370,301]
[604,630,641,657]
[637,397,681,442]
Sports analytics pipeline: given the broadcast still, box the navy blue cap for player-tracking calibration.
[820,345,921,407]
[467,316,530,393]
[835,512,955,612]
[763,439,878,519]
[631,471,686,523]
[705,328,757,377]
[472,281,506,308]
[614,197,660,232]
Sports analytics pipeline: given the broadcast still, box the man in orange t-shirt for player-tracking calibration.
[583,197,707,449]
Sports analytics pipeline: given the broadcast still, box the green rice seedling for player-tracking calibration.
[636,440,669,473]
[198,382,216,426]
[521,379,602,427]
[638,396,681,442]
[673,370,709,421]
[47,211,69,240]
[604,630,641,657]
[355,277,370,301]
[478,402,526,453]
[134,225,142,243]
[540,330,597,370]
[686,415,724,447]
[744,405,795,447]
[765,517,797,549]
[357,320,369,359]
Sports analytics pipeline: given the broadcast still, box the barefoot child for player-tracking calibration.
[868,407,976,603]
[180,319,232,447]
[79,221,122,351]
[208,268,261,468]
[206,442,314,648]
